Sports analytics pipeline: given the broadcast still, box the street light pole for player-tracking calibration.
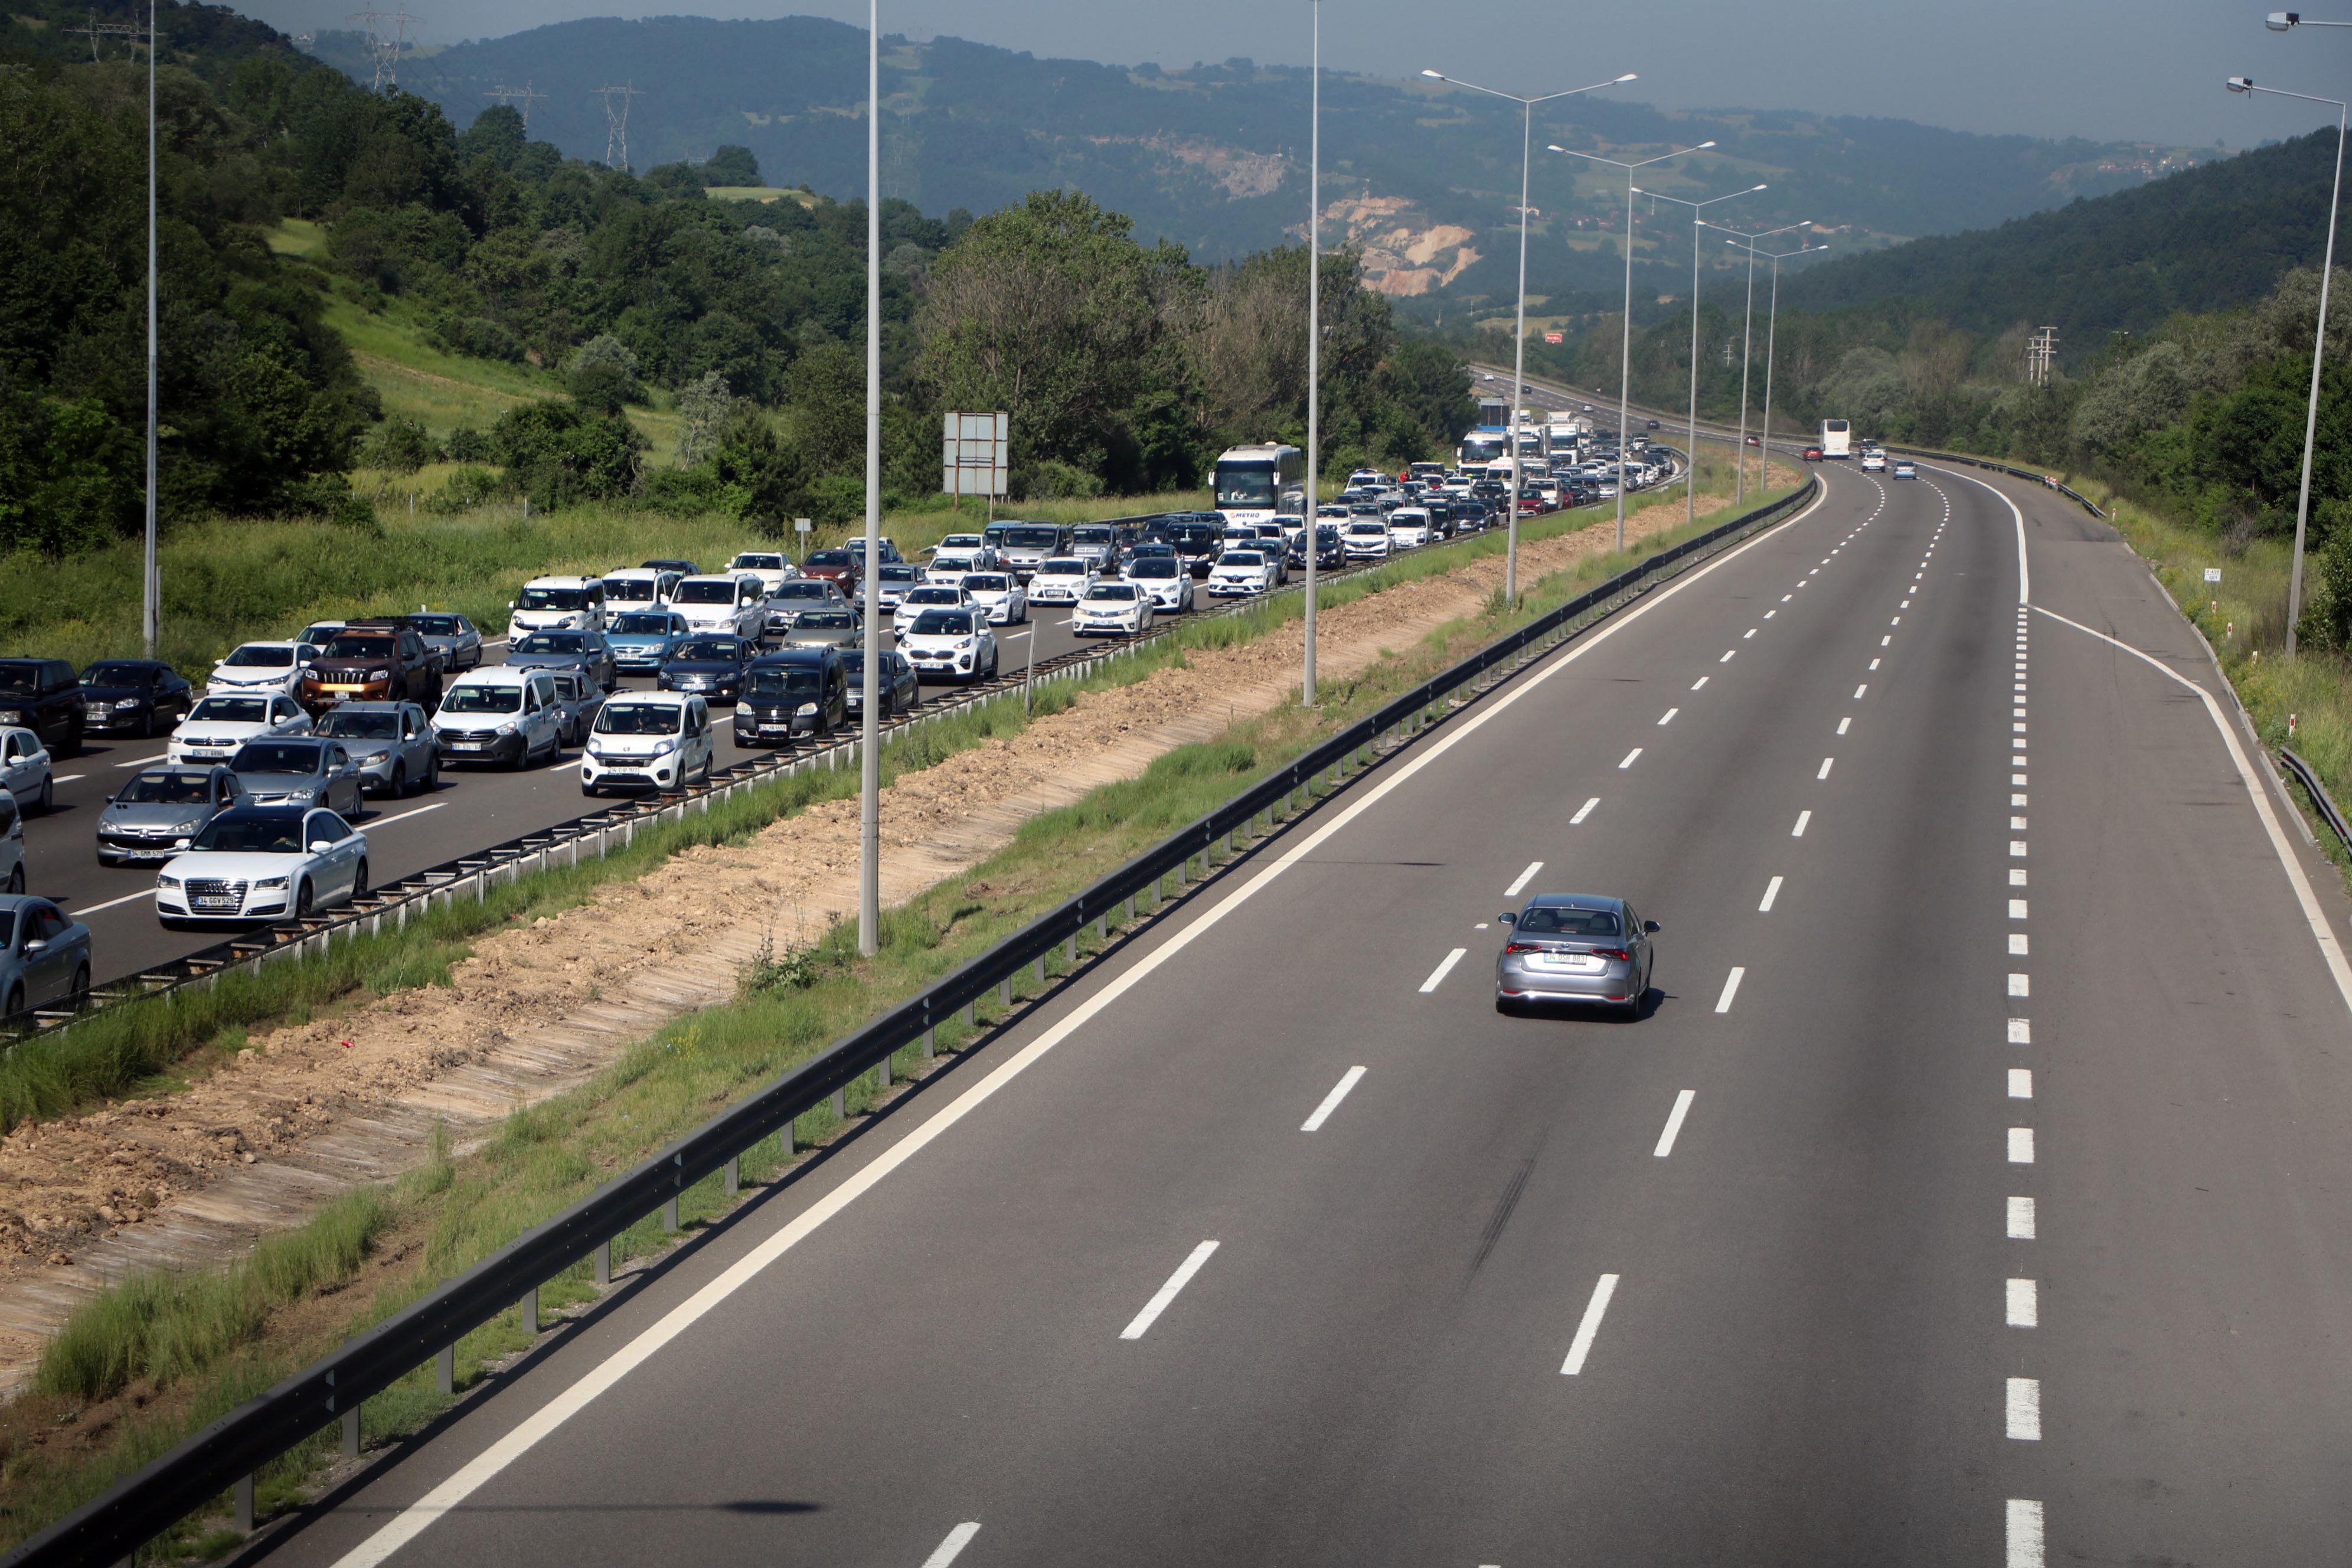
[2226,74,2347,655]
[1304,0,1320,705]
[1425,68,1636,600]
[1638,183,1767,530]
[1549,138,1716,550]
[1720,236,1828,486]
[1709,218,1807,500]
[142,0,159,658]
[858,0,881,955]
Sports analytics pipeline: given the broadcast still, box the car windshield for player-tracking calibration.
[1166,525,1219,549]
[0,667,41,695]
[120,772,213,804]
[1001,528,1060,549]
[80,662,152,687]
[880,566,921,583]
[965,574,1010,592]
[188,697,269,723]
[1086,584,1138,602]
[1518,907,1622,936]
[190,814,305,853]
[610,613,678,635]
[316,710,401,740]
[232,742,324,773]
[674,639,743,661]
[441,685,521,714]
[1070,527,1112,545]
[604,577,658,599]
[933,555,975,570]
[1347,522,1384,535]
[746,667,821,698]
[732,554,783,571]
[1219,551,1264,566]
[804,551,851,569]
[909,610,973,635]
[516,633,589,654]
[672,581,736,604]
[794,610,857,631]
[410,616,461,635]
[518,586,589,610]
[1039,560,1087,576]
[1128,560,1177,578]
[321,635,396,659]
[224,645,295,668]
[595,704,683,735]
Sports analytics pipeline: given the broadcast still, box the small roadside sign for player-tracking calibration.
[1543,331,1564,344]
[2204,567,2222,583]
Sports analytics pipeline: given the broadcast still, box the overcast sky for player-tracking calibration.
[251,0,2352,148]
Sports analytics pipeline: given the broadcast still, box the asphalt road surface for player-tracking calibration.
[251,462,2352,1566]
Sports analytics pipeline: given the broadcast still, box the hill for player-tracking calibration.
[1777,128,2341,342]
[384,15,2212,298]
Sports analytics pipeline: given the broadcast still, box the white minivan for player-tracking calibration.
[432,668,563,769]
[581,692,714,795]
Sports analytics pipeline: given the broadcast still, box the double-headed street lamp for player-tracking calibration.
[1717,219,1810,500]
[1548,138,1717,550]
[1717,234,1830,480]
[2226,69,2347,655]
[1422,68,1636,602]
[1635,182,1768,530]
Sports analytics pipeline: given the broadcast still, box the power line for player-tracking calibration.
[482,81,545,131]
[590,82,643,171]
[2026,325,2059,387]
[65,11,144,60]
[345,7,419,92]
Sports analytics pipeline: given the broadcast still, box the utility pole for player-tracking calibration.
[590,83,643,171]
[344,8,419,91]
[1302,0,1320,706]
[484,82,546,132]
[857,0,881,955]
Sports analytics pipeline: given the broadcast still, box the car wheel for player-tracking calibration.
[582,781,599,798]
[352,859,368,898]
[2,984,20,1018]
[390,762,408,798]
[68,964,89,1010]
[35,776,52,815]
[4,863,21,894]
[61,723,81,759]
[294,880,313,919]
[143,708,162,739]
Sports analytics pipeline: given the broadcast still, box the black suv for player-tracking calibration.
[0,659,84,756]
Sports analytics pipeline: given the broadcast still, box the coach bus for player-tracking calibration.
[1212,443,1306,525]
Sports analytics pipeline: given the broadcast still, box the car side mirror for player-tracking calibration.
[1644,920,1661,933]
[21,938,45,954]
[309,840,334,854]
[1498,912,1516,926]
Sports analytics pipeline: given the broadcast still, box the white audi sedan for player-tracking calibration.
[962,572,1030,625]
[1072,582,1154,637]
[167,693,313,766]
[897,607,1000,684]
[1207,548,1280,598]
[156,804,367,926]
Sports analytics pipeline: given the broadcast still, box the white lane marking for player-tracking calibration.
[2007,1498,2046,1568]
[1654,1090,1696,1157]
[2012,773,2028,788]
[321,430,1837,1568]
[72,887,157,915]
[1854,684,1867,699]
[2009,899,2028,918]
[1560,1273,1621,1375]
[114,752,169,769]
[2008,1128,2036,1164]
[1121,1241,1220,1340]
[370,802,448,829]
[1758,876,1783,912]
[2010,841,2027,858]
[1817,757,1834,780]
[2036,603,2352,1021]
[1836,717,1851,736]
[2008,1068,2033,1099]
[1868,658,1880,670]
[1792,810,1810,837]
[1505,861,1545,896]
[1690,676,1709,691]
[2008,973,2030,997]
[51,774,84,785]
[922,1524,983,1568]
[2008,1018,2031,1043]
[2010,867,2028,886]
[2008,1277,2039,1328]
[2009,934,2029,956]
[1781,594,1792,602]
[2010,816,2030,829]
[1714,967,1746,1013]
[1619,747,1643,769]
[1900,600,1910,609]
[1928,463,2028,603]
[1571,798,1599,824]
[1743,628,1757,639]
[1890,616,1902,626]
[2006,1377,2042,1440]
[1719,650,1735,663]
[1881,635,1891,646]
[1300,1066,1367,1132]
[1658,707,1678,726]
[1763,610,1776,619]
[2008,1196,2037,1239]
[2011,793,2028,806]
[1419,948,1468,993]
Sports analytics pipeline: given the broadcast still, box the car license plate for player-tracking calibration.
[1532,953,1602,972]
[194,894,239,911]
[87,704,112,721]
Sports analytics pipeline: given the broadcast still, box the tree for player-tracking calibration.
[704,145,760,187]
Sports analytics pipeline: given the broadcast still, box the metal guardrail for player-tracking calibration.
[2279,747,2352,853]
[1879,445,2108,521]
[4,477,1817,1566]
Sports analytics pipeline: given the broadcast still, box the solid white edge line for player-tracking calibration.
[1119,1239,1219,1340]
[921,1523,984,1568]
[1653,1089,1695,1157]
[1300,1065,1367,1132]
[369,802,449,829]
[325,466,1835,1568]
[1925,462,2028,604]
[1419,948,1468,994]
[1714,966,1745,1013]
[71,887,158,916]
[1560,1273,1621,1374]
[2033,604,2352,1020]
[1505,860,1544,897]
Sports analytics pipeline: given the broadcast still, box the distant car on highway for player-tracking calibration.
[863,563,926,617]
[762,577,849,636]
[606,610,694,675]
[1027,557,1099,606]
[1207,549,1279,598]
[668,574,766,640]
[0,792,21,895]
[1072,581,1154,636]
[507,576,607,640]
[96,765,247,867]
[505,629,618,692]
[1861,451,1887,472]
[658,635,758,703]
[408,612,484,672]
[898,607,999,684]
[1802,446,1824,462]
[227,738,365,815]
[0,659,87,757]
[1123,555,1195,614]
[167,693,311,766]
[206,641,321,699]
[895,585,971,626]
[313,703,439,796]
[2,729,53,817]
[1387,508,1433,550]
[1892,460,1919,480]
[961,572,1029,626]
[1341,519,1391,561]
[726,551,798,594]
[841,648,919,721]
[800,550,864,596]
[926,551,985,589]
[734,649,845,746]
[0,895,90,1015]
[1495,893,1658,1018]
[156,805,368,925]
[640,558,700,576]
[776,609,863,655]
[601,571,681,616]
[299,622,443,714]
[580,692,714,795]
[543,671,607,747]
[433,668,561,769]
[75,659,193,740]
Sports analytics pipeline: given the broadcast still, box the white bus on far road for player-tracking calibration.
[1820,418,1853,459]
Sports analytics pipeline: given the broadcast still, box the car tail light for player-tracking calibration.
[1504,942,1539,954]
[1590,948,1630,962]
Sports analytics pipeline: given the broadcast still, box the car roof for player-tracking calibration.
[754,646,837,666]
[0,893,66,914]
[606,690,694,708]
[329,701,414,713]
[1521,893,1625,911]
[213,804,313,821]
[449,667,539,686]
[522,575,599,587]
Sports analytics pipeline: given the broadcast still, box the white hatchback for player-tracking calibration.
[897,607,999,684]
[1207,550,1279,597]
[1073,582,1154,637]
[168,693,312,765]
[962,572,1030,625]
[207,642,322,698]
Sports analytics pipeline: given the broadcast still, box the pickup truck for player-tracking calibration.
[296,620,445,714]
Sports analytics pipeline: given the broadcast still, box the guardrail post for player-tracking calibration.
[662,1194,679,1231]
[436,1344,454,1396]
[962,999,975,1028]
[595,1239,611,1285]
[878,1051,893,1089]
[521,1286,537,1334]
[1065,930,1077,963]
[1034,953,1047,985]
[724,1155,740,1197]
[998,976,1011,1007]
[342,1403,361,1459]
[832,1087,847,1119]
[236,1472,254,1533]
[923,1023,936,1060]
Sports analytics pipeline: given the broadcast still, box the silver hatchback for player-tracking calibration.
[1495,893,1658,1017]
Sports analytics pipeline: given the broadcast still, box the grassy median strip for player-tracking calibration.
[0,482,1792,1554]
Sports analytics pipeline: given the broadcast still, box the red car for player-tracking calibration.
[800,548,863,592]
[1802,446,1824,462]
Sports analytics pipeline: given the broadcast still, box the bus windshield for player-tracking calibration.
[1214,462,1277,509]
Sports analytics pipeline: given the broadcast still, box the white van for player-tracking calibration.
[669,574,767,639]
[580,692,714,796]
[508,576,606,641]
[432,668,563,769]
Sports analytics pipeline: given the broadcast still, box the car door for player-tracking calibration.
[23,902,74,1004]
[304,810,352,900]
[326,743,362,815]
[1,733,31,802]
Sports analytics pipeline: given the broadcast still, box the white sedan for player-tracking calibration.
[1341,520,1393,561]
[1207,549,1280,597]
[1122,557,1195,613]
[156,804,367,925]
[1,729,53,816]
[897,607,1000,684]
[1026,558,1099,606]
[207,641,322,697]
[1073,582,1155,636]
[168,693,312,766]
[962,572,1030,625]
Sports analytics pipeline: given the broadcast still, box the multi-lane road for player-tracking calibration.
[245,460,2352,1566]
[22,606,1102,987]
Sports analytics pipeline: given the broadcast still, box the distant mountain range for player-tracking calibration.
[349,14,2214,304]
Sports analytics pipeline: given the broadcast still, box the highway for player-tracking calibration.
[19,606,1100,988]
[244,460,2352,1566]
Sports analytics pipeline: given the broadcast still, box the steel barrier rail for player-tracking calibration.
[2,476,1817,1567]
[1879,445,2106,520]
[2279,747,2352,854]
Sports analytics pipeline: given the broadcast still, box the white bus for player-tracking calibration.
[1212,443,1305,524]
[1820,418,1853,459]
[1457,427,1511,468]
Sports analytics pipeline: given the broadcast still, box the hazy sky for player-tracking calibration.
[251,0,2352,148]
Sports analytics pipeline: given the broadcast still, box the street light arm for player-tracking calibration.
[1425,68,1635,106]
[2228,77,2349,110]
[2271,11,2352,26]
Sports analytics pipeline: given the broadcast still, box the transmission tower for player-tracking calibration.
[345,7,420,91]
[483,81,545,131]
[590,82,643,171]
[66,11,145,61]
[2026,325,2060,387]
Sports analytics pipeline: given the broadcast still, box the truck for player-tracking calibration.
[1819,418,1853,459]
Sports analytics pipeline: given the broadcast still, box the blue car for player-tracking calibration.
[606,611,692,675]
